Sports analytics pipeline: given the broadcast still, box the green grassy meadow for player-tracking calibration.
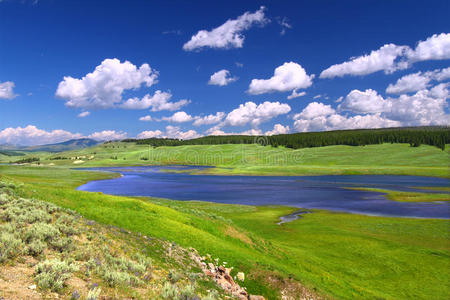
[2,142,449,177]
[0,161,449,299]
[0,143,449,299]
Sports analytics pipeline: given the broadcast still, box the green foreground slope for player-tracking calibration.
[1,165,449,299]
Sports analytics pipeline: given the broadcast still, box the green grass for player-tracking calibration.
[1,164,449,299]
[2,143,449,177]
[347,187,450,202]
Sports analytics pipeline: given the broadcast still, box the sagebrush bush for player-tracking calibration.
[0,232,24,262]
[26,239,47,256]
[86,287,102,300]
[35,259,78,292]
[24,223,60,243]
[162,282,178,299]
[102,268,141,287]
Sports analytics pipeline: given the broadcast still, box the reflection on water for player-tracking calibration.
[76,166,450,219]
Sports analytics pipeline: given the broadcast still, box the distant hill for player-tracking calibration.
[0,138,100,153]
[24,138,100,152]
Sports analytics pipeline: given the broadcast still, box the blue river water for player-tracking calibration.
[76,166,450,219]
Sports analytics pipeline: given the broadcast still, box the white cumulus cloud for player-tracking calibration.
[193,112,225,126]
[0,125,82,146]
[407,33,450,62]
[137,130,163,139]
[293,102,335,120]
[87,130,127,141]
[183,6,268,51]
[265,124,290,136]
[339,89,386,114]
[56,58,158,109]
[77,111,90,118]
[248,62,313,95]
[293,84,450,132]
[165,125,201,140]
[225,101,291,127]
[386,67,450,94]
[287,90,306,100]
[320,44,409,78]
[208,69,238,86]
[320,33,450,79]
[139,115,153,122]
[0,81,17,100]
[162,111,193,123]
[121,90,190,111]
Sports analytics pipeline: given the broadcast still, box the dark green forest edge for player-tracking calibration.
[123,126,449,150]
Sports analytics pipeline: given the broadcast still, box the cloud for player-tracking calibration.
[0,81,17,99]
[56,58,158,109]
[293,102,335,120]
[162,29,182,35]
[287,90,306,100]
[406,33,450,62]
[386,67,450,94]
[137,130,163,139]
[265,124,290,135]
[235,62,244,68]
[293,112,400,133]
[77,111,90,118]
[320,33,450,79]
[193,112,225,126]
[205,128,262,136]
[320,44,409,78]
[224,101,291,127]
[208,69,238,86]
[0,125,130,146]
[121,90,190,111]
[0,125,82,146]
[87,130,127,141]
[386,72,432,94]
[248,62,313,95]
[139,115,152,122]
[161,111,193,123]
[293,84,449,132]
[183,6,268,51]
[384,83,450,126]
[277,17,292,35]
[338,89,386,114]
[165,125,201,139]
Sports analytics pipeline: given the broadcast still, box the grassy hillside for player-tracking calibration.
[2,142,449,177]
[1,165,449,299]
[0,180,231,300]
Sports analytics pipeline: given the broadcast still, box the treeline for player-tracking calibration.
[122,127,450,150]
[13,157,40,164]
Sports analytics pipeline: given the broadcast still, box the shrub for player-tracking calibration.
[179,284,196,299]
[101,268,140,287]
[26,239,46,256]
[161,282,178,299]
[35,259,78,292]
[86,287,102,300]
[0,232,24,262]
[24,223,60,243]
[49,237,74,252]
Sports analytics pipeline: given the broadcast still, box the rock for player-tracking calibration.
[28,284,36,290]
[208,262,215,271]
[237,272,245,281]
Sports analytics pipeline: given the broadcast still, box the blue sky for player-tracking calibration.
[0,0,449,145]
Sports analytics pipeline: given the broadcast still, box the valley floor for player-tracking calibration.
[0,159,449,299]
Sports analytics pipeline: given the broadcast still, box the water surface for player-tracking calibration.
[76,166,450,219]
